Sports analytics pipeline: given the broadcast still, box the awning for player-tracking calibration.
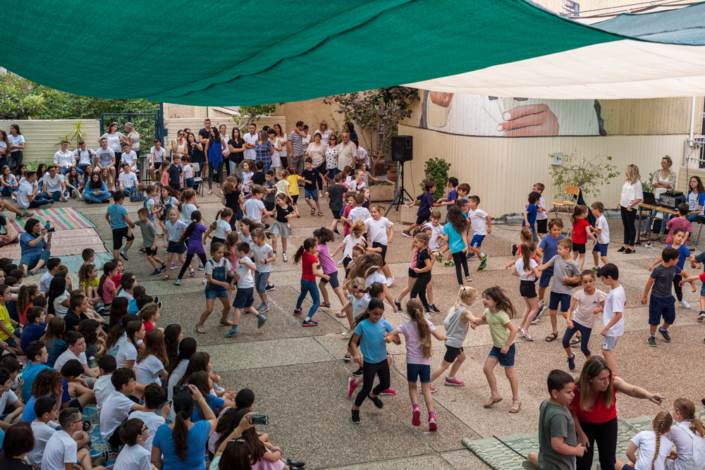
[0,1,703,105]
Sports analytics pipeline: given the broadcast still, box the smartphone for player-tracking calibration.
[173,385,191,396]
[249,414,268,426]
[45,222,55,233]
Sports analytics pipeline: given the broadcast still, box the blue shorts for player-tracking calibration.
[205,285,229,300]
[539,267,554,288]
[488,343,515,368]
[254,271,270,294]
[648,294,676,326]
[20,249,51,270]
[592,242,609,257]
[406,363,431,383]
[700,279,705,297]
[305,189,318,200]
[549,292,572,312]
[4,328,20,348]
[233,287,255,309]
[470,235,485,248]
[167,241,186,254]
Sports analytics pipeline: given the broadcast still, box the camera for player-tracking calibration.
[249,414,268,425]
[173,385,191,396]
[45,222,55,233]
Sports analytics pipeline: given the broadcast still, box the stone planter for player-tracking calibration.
[371,153,387,176]
[368,183,395,202]
[387,166,398,183]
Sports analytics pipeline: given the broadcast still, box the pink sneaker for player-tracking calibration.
[430,385,438,393]
[444,377,465,387]
[412,407,421,426]
[379,388,397,396]
[429,416,437,431]
[348,378,358,398]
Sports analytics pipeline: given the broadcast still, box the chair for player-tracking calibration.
[552,185,580,217]
[192,163,204,197]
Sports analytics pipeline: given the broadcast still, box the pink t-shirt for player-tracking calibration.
[102,278,116,305]
[397,319,436,366]
[571,288,608,329]
[666,217,692,245]
[409,249,418,269]
[317,243,337,274]
[229,247,239,273]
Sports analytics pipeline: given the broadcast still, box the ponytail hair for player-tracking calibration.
[251,227,274,242]
[673,398,705,437]
[294,238,316,264]
[125,320,142,351]
[354,297,385,327]
[650,411,673,470]
[350,220,365,238]
[520,242,535,273]
[172,392,196,461]
[454,286,477,310]
[406,299,432,358]
[211,208,234,231]
[177,211,202,245]
[571,204,587,227]
[98,262,117,297]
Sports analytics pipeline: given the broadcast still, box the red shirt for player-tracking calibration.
[572,219,591,244]
[20,301,33,326]
[570,379,618,424]
[342,206,352,235]
[301,253,318,282]
[144,320,155,333]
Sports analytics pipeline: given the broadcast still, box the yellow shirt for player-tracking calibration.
[287,175,301,196]
[0,305,14,341]
[81,277,99,291]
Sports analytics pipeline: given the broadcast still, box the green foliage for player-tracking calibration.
[548,153,619,198]
[642,172,654,194]
[0,74,47,119]
[229,105,277,130]
[422,157,451,200]
[56,120,88,150]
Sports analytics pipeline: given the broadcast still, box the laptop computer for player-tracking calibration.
[642,192,656,205]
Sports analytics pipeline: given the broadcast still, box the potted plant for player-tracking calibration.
[421,157,451,200]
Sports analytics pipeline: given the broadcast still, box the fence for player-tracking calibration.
[0,120,101,164]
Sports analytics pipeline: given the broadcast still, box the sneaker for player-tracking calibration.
[333,228,340,235]
[568,353,576,371]
[174,279,181,286]
[437,254,443,263]
[444,377,465,387]
[467,252,476,260]
[302,320,318,327]
[591,266,599,272]
[386,277,395,287]
[159,264,166,272]
[348,377,358,398]
[532,305,545,324]
[478,254,488,271]
[658,327,671,342]
[257,303,270,313]
[430,385,438,393]
[444,260,455,267]
[197,263,205,271]
[150,269,162,276]
[369,394,384,409]
[120,251,130,262]
[283,253,288,262]
[344,354,352,362]
[154,296,161,305]
[352,367,363,377]
[412,407,421,426]
[465,276,472,282]
[273,251,277,258]
[351,408,361,424]
[224,327,240,338]
[648,336,657,347]
[72,189,81,199]
[393,299,402,311]
[293,308,302,316]
[266,284,275,292]
[402,230,412,237]
[428,304,441,314]
[429,416,438,431]
[170,263,178,270]
[379,389,396,396]
[698,311,705,322]
[680,299,691,309]
[11,194,16,201]
[257,314,267,329]
[511,244,518,256]
[341,327,351,336]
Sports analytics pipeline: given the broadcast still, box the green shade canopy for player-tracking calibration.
[0,1,702,105]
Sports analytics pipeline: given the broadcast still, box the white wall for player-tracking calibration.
[0,120,101,164]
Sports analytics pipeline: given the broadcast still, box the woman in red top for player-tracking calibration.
[293,238,330,328]
[570,205,596,271]
[570,356,666,470]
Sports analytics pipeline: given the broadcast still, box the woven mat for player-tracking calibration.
[0,228,107,259]
[3,207,95,233]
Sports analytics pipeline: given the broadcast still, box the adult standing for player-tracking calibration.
[171,130,189,161]
[325,134,339,183]
[306,132,327,190]
[274,123,288,168]
[336,132,357,172]
[8,124,24,171]
[345,122,358,141]
[0,130,9,169]
[204,127,225,195]
[19,218,53,275]
[218,125,230,175]
[314,121,332,146]
[124,122,141,157]
[101,122,124,169]
[198,118,212,146]
[187,133,205,182]
[570,356,665,470]
[353,139,370,169]
[288,121,306,175]
[243,123,258,162]
[618,164,643,254]
[254,130,273,172]
[228,128,245,175]
[644,156,677,238]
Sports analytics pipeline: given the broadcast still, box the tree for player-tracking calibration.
[548,153,619,198]
[323,87,419,159]
[0,74,47,119]
[228,105,277,131]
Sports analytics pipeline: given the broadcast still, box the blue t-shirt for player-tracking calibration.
[128,299,139,314]
[416,192,435,218]
[447,189,457,204]
[46,339,67,369]
[107,204,128,230]
[20,232,47,259]
[22,388,69,422]
[354,319,393,364]
[523,204,538,230]
[667,244,691,270]
[20,361,51,402]
[191,394,224,422]
[153,420,212,470]
[20,323,47,355]
[443,222,466,254]
[538,235,564,265]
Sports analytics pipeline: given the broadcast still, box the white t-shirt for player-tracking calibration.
[128,410,165,452]
[135,355,165,385]
[343,235,365,258]
[122,150,138,169]
[364,217,394,245]
[53,150,75,168]
[102,132,124,152]
[620,180,644,208]
[468,208,489,236]
[183,163,194,179]
[595,215,610,245]
[119,171,138,189]
[236,256,255,288]
[348,179,366,192]
[631,430,672,470]
[29,421,57,467]
[537,195,548,221]
[349,207,372,225]
[167,359,189,420]
[302,134,311,148]
[251,243,273,273]
[53,293,69,318]
[214,219,231,239]
[40,272,54,294]
[8,133,25,151]
[244,198,265,223]
[366,271,387,287]
[100,390,136,440]
[74,148,94,166]
[17,180,34,209]
[571,288,608,329]
[352,293,371,318]
[424,222,444,252]
[53,348,87,372]
[180,202,198,224]
[41,430,77,470]
[603,285,626,336]
[150,146,166,163]
[515,258,538,281]
[314,129,332,146]
[0,390,18,414]
[243,132,257,160]
[116,341,138,368]
[113,443,151,470]
[93,374,115,417]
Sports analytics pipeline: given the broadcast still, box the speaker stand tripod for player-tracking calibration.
[386,161,413,216]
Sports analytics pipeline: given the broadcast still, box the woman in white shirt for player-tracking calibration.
[101,122,125,170]
[644,156,677,238]
[219,124,230,171]
[124,122,141,157]
[273,123,288,168]
[305,132,327,190]
[0,130,10,170]
[117,320,145,369]
[314,121,332,146]
[171,130,189,161]
[8,124,25,171]
[135,329,169,386]
[618,164,643,254]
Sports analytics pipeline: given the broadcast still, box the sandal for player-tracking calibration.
[219,320,233,326]
[310,208,315,215]
[545,332,559,342]
[189,268,195,277]
[196,324,206,334]
[484,395,503,408]
[336,312,347,318]
[570,335,582,346]
[320,302,331,308]
[162,274,170,281]
[509,399,522,413]
[318,211,324,217]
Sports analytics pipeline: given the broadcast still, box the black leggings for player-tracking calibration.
[177,253,208,280]
[410,276,431,311]
[673,275,683,302]
[354,359,390,407]
[452,251,469,285]
[207,161,225,189]
[620,206,637,246]
[576,418,618,470]
[313,163,325,190]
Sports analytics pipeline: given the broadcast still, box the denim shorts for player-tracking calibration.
[549,292,572,312]
[167,241,186,254]
[701,280,705,297]
[205,285,229,300]
[305,189,318,200]
[488,343,515,368]
[592,242,609,257]
[602,335,619,351]
[648,294,676,326]
[254,271,270,294]
[233,287,255,309]
[539,267,554,288]
[406,363,431,383]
